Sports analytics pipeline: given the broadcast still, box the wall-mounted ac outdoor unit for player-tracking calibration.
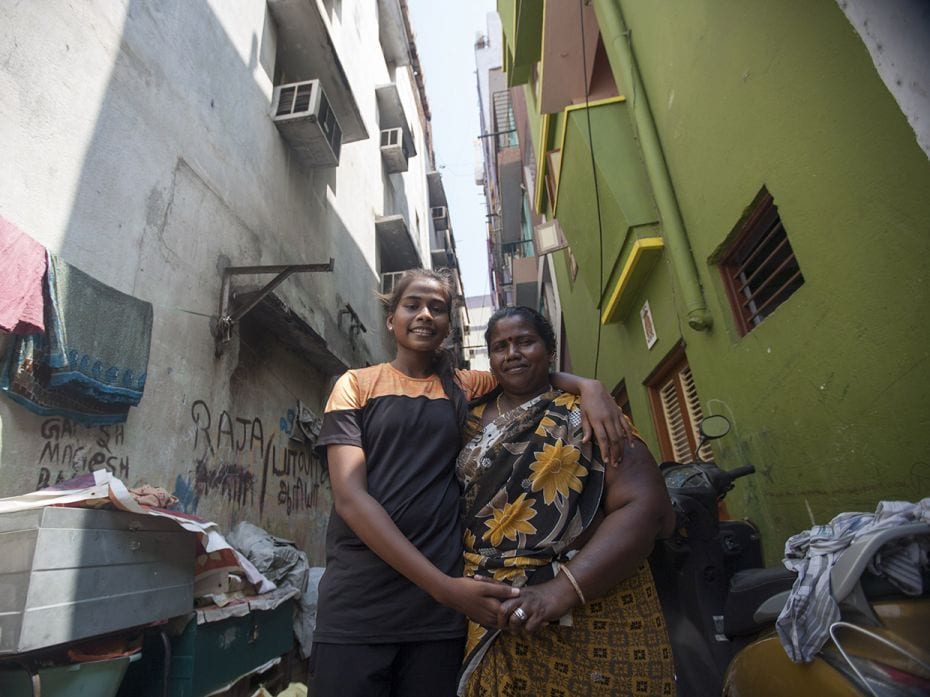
[272,80,342,168]
[431,206,449,231]
[380,128,408,173]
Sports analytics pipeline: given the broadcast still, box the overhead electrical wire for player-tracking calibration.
[579,0,606,379]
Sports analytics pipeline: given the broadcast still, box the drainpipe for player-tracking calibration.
[592,0,712,331]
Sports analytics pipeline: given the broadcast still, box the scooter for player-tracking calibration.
[649,415,930,697]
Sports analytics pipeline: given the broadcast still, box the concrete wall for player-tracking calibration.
[548,0,930,561]
[0,0,435,563]
[836,0,930,159]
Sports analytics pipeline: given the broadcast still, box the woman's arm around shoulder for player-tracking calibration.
[550,372,634,466]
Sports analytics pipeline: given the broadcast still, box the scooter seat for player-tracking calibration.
[723,566,797,636]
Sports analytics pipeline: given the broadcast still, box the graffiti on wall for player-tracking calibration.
[178,399,327,516]
[36,418,129,489]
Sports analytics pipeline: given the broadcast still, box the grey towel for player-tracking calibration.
[43,252,153,405]
[0,253,153,424]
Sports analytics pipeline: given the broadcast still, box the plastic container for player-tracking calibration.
[0,653,140,697]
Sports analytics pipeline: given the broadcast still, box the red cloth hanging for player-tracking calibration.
[0,216,47,334]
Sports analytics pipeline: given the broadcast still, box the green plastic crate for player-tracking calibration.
[0,653,140,697]
[120,599,294,697]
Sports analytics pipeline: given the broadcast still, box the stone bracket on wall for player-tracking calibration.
[214,260,335,357]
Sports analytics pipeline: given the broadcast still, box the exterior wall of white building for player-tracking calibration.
[0,0,438,562]
[463,295,493,372]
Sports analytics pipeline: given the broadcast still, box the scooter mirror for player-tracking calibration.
[699,415,731,440]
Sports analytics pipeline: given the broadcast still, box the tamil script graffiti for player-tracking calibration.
[36,417,129,489]
[180,400,327,516]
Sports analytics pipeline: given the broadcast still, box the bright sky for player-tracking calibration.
[406,0,497,300]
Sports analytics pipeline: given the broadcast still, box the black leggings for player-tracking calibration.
[310,637,466,697]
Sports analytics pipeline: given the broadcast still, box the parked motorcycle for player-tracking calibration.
[649,415,930,697]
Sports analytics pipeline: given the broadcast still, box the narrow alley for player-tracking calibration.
[1,1,928,696]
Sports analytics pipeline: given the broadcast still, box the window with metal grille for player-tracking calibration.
[646,344,713,463]
[720,188,804,335]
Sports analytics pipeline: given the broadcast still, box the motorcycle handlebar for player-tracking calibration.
[725,465,756,481]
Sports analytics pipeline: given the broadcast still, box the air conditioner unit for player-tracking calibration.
[380,128,408,173]
[271,80,342,168]
[431,206,448,231]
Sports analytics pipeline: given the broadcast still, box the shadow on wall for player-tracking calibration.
[0,0,389,558]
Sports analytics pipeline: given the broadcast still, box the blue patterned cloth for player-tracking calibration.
[0,252,153,424]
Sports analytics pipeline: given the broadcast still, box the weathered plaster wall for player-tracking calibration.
[0,0,433,563]
[553,0,930,561]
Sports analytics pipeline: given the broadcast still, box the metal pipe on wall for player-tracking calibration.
[592,0,713,331]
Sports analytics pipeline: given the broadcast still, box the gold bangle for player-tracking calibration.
[560,565,586,605]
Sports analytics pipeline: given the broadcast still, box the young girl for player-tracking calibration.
[311,269,626,697]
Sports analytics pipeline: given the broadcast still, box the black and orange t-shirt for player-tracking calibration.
[313,362,496,644]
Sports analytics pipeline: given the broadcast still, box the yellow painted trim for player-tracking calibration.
[600,237,665,324]
[565,94,627,114]
[534,112,551,213]
[552,95,626,217]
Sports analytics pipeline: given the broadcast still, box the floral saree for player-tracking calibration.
[456,389,675,696]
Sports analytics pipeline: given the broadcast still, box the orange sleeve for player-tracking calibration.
[454,369,498,400]
[323,370,362,413]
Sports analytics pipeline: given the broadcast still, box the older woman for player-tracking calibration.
[456,306,677,696]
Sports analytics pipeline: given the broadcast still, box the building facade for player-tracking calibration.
[462,294,494,371]
[0,0,463,562]
[488,0,930,558]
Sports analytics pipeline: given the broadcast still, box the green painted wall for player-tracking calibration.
[548,0,930,562]
[555,100,659,303]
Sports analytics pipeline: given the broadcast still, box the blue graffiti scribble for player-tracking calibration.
[173,474,199,514]
[280,408,296,435]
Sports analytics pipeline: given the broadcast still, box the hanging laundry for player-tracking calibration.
[0,252,153,424]
[0,216,47,335]
[0,333,131,423]
[43,252,153,405]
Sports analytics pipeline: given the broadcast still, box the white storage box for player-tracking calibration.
[0,506,195,654]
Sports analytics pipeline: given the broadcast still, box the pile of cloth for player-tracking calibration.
[776,498,930,662]
[0,216,153,424]
[227,521,325,659]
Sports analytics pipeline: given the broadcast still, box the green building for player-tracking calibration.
[491,0,930,559]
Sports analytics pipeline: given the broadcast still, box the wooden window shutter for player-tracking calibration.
[658,376,691,462]
[680,365,713,461]
[647,344,712,463]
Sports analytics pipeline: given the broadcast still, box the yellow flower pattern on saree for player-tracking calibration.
[529,438,587,505]
[534,414,556,436]
[465,618,488,656]
[553,392,580,411]
[482,492,537,546]
[455,390,673,695]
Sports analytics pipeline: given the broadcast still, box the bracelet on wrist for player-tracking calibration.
[559,564,586,605]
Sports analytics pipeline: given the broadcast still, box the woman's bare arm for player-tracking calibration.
[496,439,673,633]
